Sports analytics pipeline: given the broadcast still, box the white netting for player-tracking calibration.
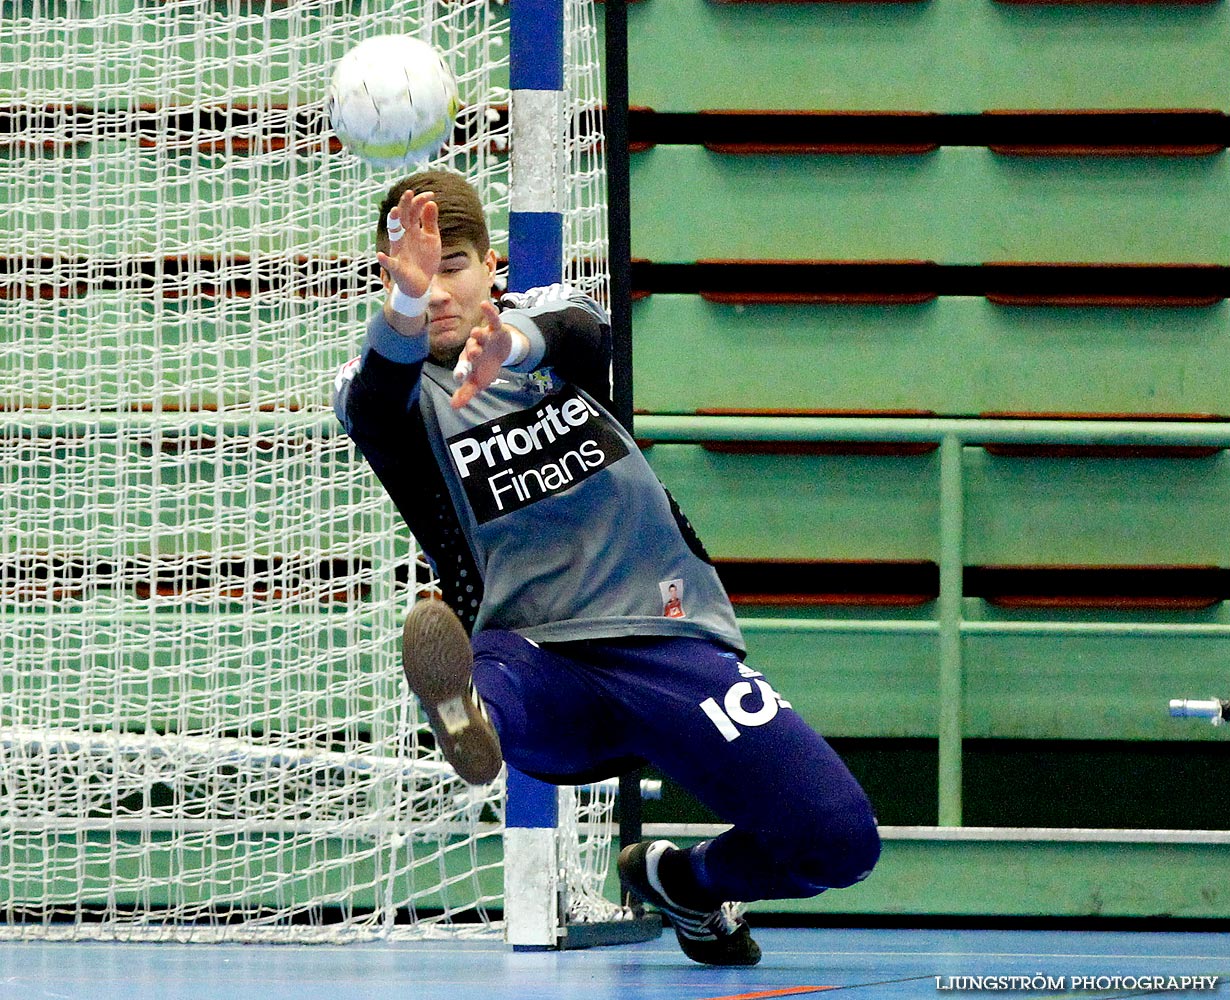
[0,0,613,941]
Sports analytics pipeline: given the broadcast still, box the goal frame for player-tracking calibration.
[0,0,645,946]
[502,0,655,950]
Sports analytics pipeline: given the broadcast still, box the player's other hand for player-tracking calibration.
[377,189,441,310]
[450,300,512,409]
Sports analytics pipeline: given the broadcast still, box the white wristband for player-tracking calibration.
[389,286,430,318]
[504,333,529,368]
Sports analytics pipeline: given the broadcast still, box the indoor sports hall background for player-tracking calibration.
[623,0,1230,921]
[2,0,1230,993]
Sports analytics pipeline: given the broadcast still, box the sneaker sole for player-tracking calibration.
[401,600,503,785]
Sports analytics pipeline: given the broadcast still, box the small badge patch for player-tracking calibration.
[660,578,685,619]
[526,369,558,396]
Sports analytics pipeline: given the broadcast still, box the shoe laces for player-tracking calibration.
[701,902,742,937]
[672,901,744,943]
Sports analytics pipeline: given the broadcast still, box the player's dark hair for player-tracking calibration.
[377,170,490,256]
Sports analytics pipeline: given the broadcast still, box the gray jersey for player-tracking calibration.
[335,284,744,652]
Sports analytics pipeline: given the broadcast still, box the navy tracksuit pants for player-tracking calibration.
[471,630,881,903]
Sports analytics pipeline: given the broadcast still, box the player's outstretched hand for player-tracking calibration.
[450,300,511,409]
[376,189,441,307]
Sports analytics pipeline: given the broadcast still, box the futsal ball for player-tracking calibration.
[328,35,460,169]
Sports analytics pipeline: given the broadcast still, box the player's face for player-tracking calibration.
[425,244,498,365]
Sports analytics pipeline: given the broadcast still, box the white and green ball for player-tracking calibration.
[328,35,460,169]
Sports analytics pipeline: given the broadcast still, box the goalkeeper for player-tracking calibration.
[333,170,880,967]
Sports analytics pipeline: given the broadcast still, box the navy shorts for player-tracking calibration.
[470,629,881,901]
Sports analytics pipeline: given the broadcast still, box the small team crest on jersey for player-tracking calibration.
[526,368,559,396]
[660,578,685,619]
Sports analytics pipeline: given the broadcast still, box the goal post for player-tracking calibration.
[503,0,570,946]
[0,0,634,945]
[501,0,657,949]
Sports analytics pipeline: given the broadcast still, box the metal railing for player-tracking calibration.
[636,414,1230,825]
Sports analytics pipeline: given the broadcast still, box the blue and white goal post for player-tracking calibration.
[502,0,659,950]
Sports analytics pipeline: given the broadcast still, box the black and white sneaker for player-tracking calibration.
[401,599,503,785]
[618,839,762,966]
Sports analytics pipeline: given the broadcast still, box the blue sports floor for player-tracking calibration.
[2,928,1228,1000]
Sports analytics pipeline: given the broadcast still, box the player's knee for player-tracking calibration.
[821,811,881,889]
[793,797,881,891]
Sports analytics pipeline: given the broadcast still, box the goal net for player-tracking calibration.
[0,0,615,942]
